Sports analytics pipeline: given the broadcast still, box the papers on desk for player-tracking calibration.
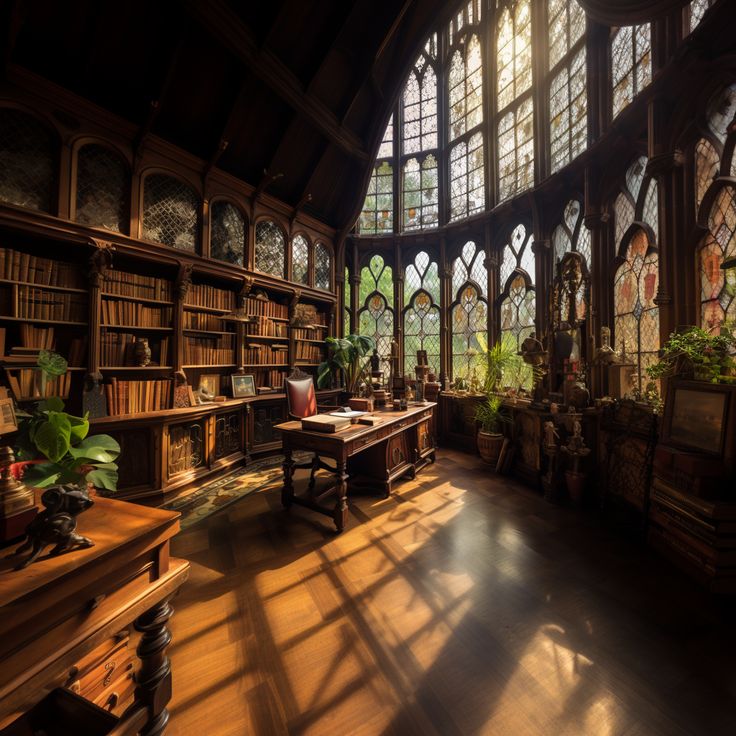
[328,409,367,419]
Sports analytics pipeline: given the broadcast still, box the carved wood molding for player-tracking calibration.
[175,262,193,299]
[88,239,115,288]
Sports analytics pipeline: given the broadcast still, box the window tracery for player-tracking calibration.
[358,255,394,375]
[291,234,309,285]
[142,173,199,252]
[75,144,128,233]
[254,220,286,278]
[611,24,652,118]
[315,242,331,290]
[210,201,245,266]
[404,251,441,375]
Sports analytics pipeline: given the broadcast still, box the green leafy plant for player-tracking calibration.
[13,353,121,490]
[646,327,736,384]
[317,334,376,392]
[476,334,517,394]
[474,394,509,434]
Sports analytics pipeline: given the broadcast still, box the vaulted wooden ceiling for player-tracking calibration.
[4,0,454,232]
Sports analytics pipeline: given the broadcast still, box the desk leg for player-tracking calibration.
[135,598,174,736]
[333,460,349,533]
[282,448,294,508]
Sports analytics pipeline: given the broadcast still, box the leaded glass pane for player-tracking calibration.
[497,96,534,202]
[378,115,393,159]
[360,255,394,308]
[452,240,487,299]
[615,193,635,245]
[359,293,394,376]
[548,0,585,71]
[689,0,713,32]
[642,179,659,236]
[553,225,570,263]
[577,226,591,266]
[358,162,393,235]
[0,108,54,212]
[497,1,532,111]
[403,154,438,231]
[404,251,441,374]
[255,220,286,278]
[612,24,651,118]
[626,157,647,202]
[695,138,720,212]
[75,144,127,232]
[449,34,484,142]
[344,266,351,335]
[142,174,199,251]
[210,201,245,266]
[707,84,736,144]
[451,285,487,380]
[291,234,309,285]
[315,242,331,290]
[500,274,535,355]
[549,47,587,173]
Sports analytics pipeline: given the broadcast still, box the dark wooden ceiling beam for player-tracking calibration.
[185,0,369,162]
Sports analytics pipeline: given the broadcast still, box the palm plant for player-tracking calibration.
[474,394,508,434]
[317,334,376,392]
[476,333,517,393]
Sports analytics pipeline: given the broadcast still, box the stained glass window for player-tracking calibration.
[699,185,736,330]
[497,2,532,111]
[707,84,736,145]
[449,35,483,142]
[359,255,394,375]
[358,161,393,235]
[315,242,331,290]
[549,47,587,173]
[552,199,590,268]
[403,155,439,230]
[0,108,54,213]
[497,99,534,203]
[642,178,659,236]
[402,37,438,156]
[378,115,394,159]
[614,157,647,245]
[500,275,536,354]
[75,144,128,233]
[142,173,199,252]
[614,228,660,391]
[689,0,714,33]
[695,138,720,212]
[611,24,651,118]
[210,201,245,266]
[291,234,309,285]
[500,224,534,289]
[254,220,286,278]
[547,0,586,71]
[404,251,441,375]
[449,1,482,53]
[450,132,485,220]
[344,266,351,335]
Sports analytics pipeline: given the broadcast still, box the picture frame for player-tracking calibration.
[231,374,256,398]
[0,396,17,435]
[198,374,219,398]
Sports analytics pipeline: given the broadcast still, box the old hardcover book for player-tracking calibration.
[301,414,352,433]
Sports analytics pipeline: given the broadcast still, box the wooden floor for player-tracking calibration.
[167,449,736,736]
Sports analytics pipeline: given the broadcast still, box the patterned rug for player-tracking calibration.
[163,451,311,529]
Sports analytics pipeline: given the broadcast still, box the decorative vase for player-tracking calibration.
[477,430,504,465]
[134,338,151,367]
[565,470,585,506]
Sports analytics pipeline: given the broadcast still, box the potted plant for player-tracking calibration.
[477,334,517,394]
[317,334,376,395]
[12,352,121,492]
[474,394,508,465]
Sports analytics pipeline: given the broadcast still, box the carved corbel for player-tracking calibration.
[175,262,193,301]
[88,239,114,288]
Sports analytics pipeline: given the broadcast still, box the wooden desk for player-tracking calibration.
[276,403,436,532]
[0,494,189,735]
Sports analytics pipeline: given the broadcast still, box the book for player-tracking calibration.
[301,414,352,433]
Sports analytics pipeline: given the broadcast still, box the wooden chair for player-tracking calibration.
[284,368,337,488]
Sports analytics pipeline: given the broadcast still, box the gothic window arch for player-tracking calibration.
[358,255,394,375]
[610,23,652,118]
[404,250,441,375]
[694,137,721,213]
[500,223,535,288]
[210,200,246,266]
[688,1,715,34]
[75,143,129,233]
[451,241,488,379]
[142,172,199,252]
[291,233,310,285]
[0,107,56,213]
[552,199,590,268]
[547,0,587,173]
[315,242,332,291]
[254,220,286,279]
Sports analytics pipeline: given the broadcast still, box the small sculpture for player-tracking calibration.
[14,484,94,569]
[543,420,559,448]
[134,338,152,367]
[594,326,617,365]
[370,348,380,373]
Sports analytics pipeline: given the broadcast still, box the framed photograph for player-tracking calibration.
[231,374,256,398]
[663,382,730,456]
[198,374,219,398]
[0,396,17,434]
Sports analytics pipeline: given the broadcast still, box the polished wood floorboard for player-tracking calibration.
[167,449,736,736]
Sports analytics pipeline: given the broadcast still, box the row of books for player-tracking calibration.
[103,270,172,301]
[245,316,288,338]
[294,341,323,362]
[185,284,235,311]
[243,344,288,365]
[100,331,169,367]
[21,324,54,349]
[17,288,87,322]
[183,334,234,365]
[183,311,227,331]
[6,369,72,400]
[292,325,327,340]
[244,296,288,319]
[105,378,172,415]
[0,248,85,289]
[253,369,286,389]
[101,299,173,327]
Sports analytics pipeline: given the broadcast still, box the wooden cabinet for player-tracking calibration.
[250,399,288,453]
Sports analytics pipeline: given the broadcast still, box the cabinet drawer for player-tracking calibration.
[69,638,133,703]
[417,419,434,454]
[386,434,409,473]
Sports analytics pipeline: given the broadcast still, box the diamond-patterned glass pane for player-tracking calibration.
[142,174,199,251]
[403,154,439,231]
[0,108,54,212]
[359,293,394,376]
[615,192,635,244]
[291,234,309,285]
[315,242,331,290]
[695,138,720,212]
[689,0,713,32]
[452,284,487,379]
[344,266,351,334]
[549,47,587,173]
[75,144,127,232]
[255,220,286,278]
[548,0,585,71]
[358,162,393,235]
[360,255,393,307]
[210,201,245,266]
[500,275,536,364]
[707,83,736,144]
[404,293,441,376]
[611,24,651,118]
[642,179,658,236]
[496,1,532,110]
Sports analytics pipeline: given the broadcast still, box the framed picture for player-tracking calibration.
[231,374,256,398]
[0,396,17,434]
[198,374,219,398]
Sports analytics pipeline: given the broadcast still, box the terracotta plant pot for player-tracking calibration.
[565,470,586,506]
[477,430,504,465]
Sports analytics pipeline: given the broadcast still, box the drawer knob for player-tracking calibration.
[88,594,106,610]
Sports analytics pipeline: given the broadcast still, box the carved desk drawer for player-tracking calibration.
[416,419,434,454]
[386,433,410,473]
[67,635,133,704]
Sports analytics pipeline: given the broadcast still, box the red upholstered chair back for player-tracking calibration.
[285,373,318,419]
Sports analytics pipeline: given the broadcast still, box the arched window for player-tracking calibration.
[496,1,534,202]
[291,234,309,285]
[0,108,55,213]
[75,143,128,233]
[403,155,439,231]
[552,199,590,268]
[688,0,714,33]
[358,255,394,375]
[547,0,587,173]
[451,241,488,379]
[694,138,720,212]
[614,156,646,244]
[358,159,393,235]
[611,24,652,118]
[315,242,331,290]
[344,266,351,335]
[402,35,438,156]
[500,223,534,288]
[142,173,199,251]
[255,220,286,278]
[707,84,736,145]
[699,185,736,330]
[404,251,441,375]
[210,201,245,266]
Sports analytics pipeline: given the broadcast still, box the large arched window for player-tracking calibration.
[210,200,245,266]
[451,241,488,379]
[0,108,55,213]
[254,220,286,278]
[496,0,534,202]
[404,251,441,375]
[291,233,309,285]
[611,24,652,118]
[694,138,720,213]
[547,0,587,173]
[75,143,128,233]
[142,173,199,252]
[315,242,331,290]
[358,120,393,235]
[358,255,394,376]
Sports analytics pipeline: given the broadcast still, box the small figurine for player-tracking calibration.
[543,420,559,448]
[370,348,380,373]
[14,484,94,570]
